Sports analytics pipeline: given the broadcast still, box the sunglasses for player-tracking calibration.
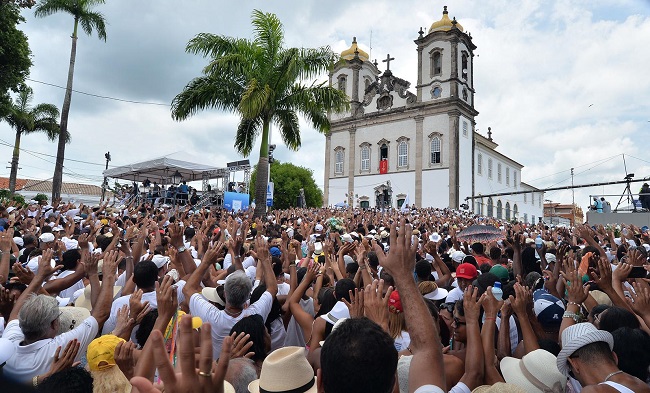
[439,302,454,313]
[453,317,466,327]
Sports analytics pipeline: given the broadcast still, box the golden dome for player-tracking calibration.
[429,6,464,33]
[341,37,369,62]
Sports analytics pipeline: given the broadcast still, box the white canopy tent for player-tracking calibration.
[103,156,224,184]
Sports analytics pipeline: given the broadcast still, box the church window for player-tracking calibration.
[497,200,503,219]
[432,51,442,76]
[513,204,518,219]
[477,154,482,175]
[461,52,468,80]
[475,200,482,215]
[397,141,408,168]
[532,215,536,224]
[513,171,518,188]
[539,196,542,208]
[380,143,388,161]
[334,147,344,174]
[505,202,511,221]
[462,121,468,137]
[497,163,502,183]
[360,145,370,172]
[462,88,468,101]
[364,78,371,91]
[488,159,493,179]
[360,200,370,209]
[432,86,442,99]
[524,213,528,223]
[524,193,527,203]
[487,198,494,217]
[397,198,406,208]
[506,167,510,186]
[430,137,441,164]
[337,75,347,92]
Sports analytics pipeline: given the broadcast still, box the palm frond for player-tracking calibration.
[34,0,74,18]
[238,79,271,120]
[251,10,284,64]
[171,75,243,120]
[79,10,107,40]
[234,117,262,157]
[273,109,301,150]
[186,33,254,59]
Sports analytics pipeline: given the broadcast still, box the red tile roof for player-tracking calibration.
[0,177,102,196]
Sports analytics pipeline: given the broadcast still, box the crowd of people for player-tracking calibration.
[0,197,650,393]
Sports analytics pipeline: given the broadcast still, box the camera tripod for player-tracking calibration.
[614,176,637,212]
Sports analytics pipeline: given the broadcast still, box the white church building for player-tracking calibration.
[323,7,545,223]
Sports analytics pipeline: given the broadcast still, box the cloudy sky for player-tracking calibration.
[2,0,649,213]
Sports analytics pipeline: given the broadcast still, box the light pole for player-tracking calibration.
[100,152,111,202]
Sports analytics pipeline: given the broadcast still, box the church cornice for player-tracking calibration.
[415,29,476,52]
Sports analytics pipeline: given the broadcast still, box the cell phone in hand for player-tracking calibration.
[628,266,647,279]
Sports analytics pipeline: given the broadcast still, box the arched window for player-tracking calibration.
[337,75,347,92]
[433,51,442,76]
[524,193,527,203]
[360,200,370,209]
[497,163,502,183]
[513,171,518,188]
[360,145,370,172]
[487,198,494,217]
[513,204,518,220]
[398,141,408,168]
[477,154,482,175]
[506,167,510,186]
[488,159,493,179]
[475,200,482,215]
[461,53,468,80]
[334,147,344,174]
[430,137,441,164]
[496,200,503,219]
[505,202,511,221]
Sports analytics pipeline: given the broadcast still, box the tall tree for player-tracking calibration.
[172,9,348,218]
[34,0,107,200]
[2,85,67,194]
[0,2,32,118]
[249,160,323,209]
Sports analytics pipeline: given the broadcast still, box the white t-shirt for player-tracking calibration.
[48,269,85,301]
[101,291,158,340]
[277,282,290,296]
[269,317,287,352]
[446,287,464,303]
[2,317,98,383]
[190,291,273,359]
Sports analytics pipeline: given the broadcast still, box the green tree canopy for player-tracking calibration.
[0,2,32,117]
[172,10,347,217]
[249,160,322,209]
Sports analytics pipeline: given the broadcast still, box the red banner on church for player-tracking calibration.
[379,159,388,174]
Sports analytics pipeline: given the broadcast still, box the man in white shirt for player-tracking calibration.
[2,248,117,383]
[183,240,278,359]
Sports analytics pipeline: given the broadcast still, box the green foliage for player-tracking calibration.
[249,160,322,209]
[0,2,33,117]
[33,193,48,203]
[11,193,25,205]
[0,189,25,206]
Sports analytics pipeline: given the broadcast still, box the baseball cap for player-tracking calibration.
[87,334,125,371]
[388,290,403,313]
[451,251,466,263]
[533,289,565,328]
[269,247,282,257]
[490,265,509,282]
[456,263,478,280]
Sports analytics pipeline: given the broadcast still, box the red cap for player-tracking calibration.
[388,290,403,314]
[456,263,478,280]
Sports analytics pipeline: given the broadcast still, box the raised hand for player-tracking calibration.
[156,275,178,323]
[114,340,137,380]
[561,260,588,305]
[12,263,35,285]
[363,279,392,331]
[612,262,633,282]
[482,286,503,318]
[463,285,483,323]
[509,283,531,316]
[229,331,254,359]
[627,280,650,318]
[47,339,81,377]
[37,249,63,280]
[372,219,417,279]
[342,287,364,318]
[129,289,151,324]
[590,257,614,292]
[203,241,225,266]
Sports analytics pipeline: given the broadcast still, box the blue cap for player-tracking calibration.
[533,289,565,328]
[269,247,282,257]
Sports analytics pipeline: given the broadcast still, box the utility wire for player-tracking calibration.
[26,78,171,106]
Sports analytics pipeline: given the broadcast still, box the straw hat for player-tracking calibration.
[472,382,526,393]
[556,323,614,376]
[500,349,566,392]
[248,346,317,393]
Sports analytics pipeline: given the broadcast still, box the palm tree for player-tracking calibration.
[2,85,67,194]
[172,10,348,218]
[34,0,106,201]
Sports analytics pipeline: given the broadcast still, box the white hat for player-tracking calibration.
[319,317,348,346]
[13,236,24,247]
[451,251,466,263]
[52,225,64,232]
[501,349,566,393]
[320,301,350,325]
[58,306,91,334]
[202,287,226,307]
[6,206,16,213]
[39,232,55,243]
[556,323,614,376]
[151,255,171,269]
[315,224,324,232]
[429,232,441,243]
[341,233,353,243]
[248,346,317,393]
[343,255,354,266]
[423,286,449,301]
[313,243,323,256]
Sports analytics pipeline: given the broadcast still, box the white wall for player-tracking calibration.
[420,40,453,103]
[422,168,451,207]
[458,115,473,206]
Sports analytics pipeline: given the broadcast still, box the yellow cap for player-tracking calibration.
[165,311,203,337]
[87,334,125,371]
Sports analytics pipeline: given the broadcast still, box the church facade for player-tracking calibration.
[323,7,545,223]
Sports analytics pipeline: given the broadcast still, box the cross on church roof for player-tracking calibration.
[382,54,395,71]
